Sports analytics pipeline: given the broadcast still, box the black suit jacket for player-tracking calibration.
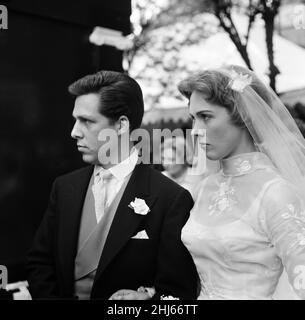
[27,163,199,299]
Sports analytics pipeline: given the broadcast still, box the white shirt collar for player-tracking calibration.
[94,148,139,181]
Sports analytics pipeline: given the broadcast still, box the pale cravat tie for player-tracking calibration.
[92,170,113,223]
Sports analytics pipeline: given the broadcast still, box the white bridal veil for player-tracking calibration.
[219,66,305,200]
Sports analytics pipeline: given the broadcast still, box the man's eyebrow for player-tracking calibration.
[72,114,94,121]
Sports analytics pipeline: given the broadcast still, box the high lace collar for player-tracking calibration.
[220,152,273,177]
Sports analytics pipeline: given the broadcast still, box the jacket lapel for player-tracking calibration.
[93,164,157,284]
[58,166,93,293]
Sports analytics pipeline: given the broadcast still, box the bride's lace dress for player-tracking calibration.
[182,152,305,299]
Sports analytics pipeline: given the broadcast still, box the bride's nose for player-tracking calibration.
[191,128,206,138]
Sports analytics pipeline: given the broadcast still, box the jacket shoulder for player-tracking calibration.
[55,165,93,184]
[147,165,190,195]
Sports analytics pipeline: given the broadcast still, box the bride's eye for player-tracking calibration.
[199,113,211,121]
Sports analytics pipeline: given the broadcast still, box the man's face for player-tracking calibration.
[71,93,116,165]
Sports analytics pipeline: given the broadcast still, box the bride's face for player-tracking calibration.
[189,90,246,161]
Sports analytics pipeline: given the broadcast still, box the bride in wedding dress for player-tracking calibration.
[179,65,305,300]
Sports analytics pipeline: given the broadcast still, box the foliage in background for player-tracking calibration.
[126,0,283,109]
[125,0,219,108]
[199,0,281,91]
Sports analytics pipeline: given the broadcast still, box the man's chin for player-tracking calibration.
[81,154,96,165]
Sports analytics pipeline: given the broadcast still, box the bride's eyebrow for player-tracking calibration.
[196,110,213,115]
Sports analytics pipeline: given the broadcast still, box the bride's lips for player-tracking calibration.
[199,143,210,149]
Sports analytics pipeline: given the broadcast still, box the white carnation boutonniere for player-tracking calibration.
[128,198,150,215]
[229,69,252,93]
[160,295,180,300]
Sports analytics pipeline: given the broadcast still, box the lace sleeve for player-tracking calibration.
[262,181,305,299]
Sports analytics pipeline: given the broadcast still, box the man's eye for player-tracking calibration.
[84,119,94,125]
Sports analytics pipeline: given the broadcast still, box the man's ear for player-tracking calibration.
[117,116,130,136]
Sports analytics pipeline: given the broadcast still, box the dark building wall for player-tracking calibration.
[0,0,131,282]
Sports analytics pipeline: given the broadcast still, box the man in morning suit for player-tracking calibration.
[26,71,198,300]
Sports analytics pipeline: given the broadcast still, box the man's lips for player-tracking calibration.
[77,145,88,150]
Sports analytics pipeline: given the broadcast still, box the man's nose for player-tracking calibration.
[71,121,83,139]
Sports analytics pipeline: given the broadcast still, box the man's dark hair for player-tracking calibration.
[68,70,144,131]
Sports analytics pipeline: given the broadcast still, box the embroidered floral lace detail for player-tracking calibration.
[286,231,305,253]
[297,233,305,246]
[220,152,271,177]
[234,159,252,174]
[208,179,237,216]
[280,203,305,254]
[293,265,305,290]
[281,204,305,223]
